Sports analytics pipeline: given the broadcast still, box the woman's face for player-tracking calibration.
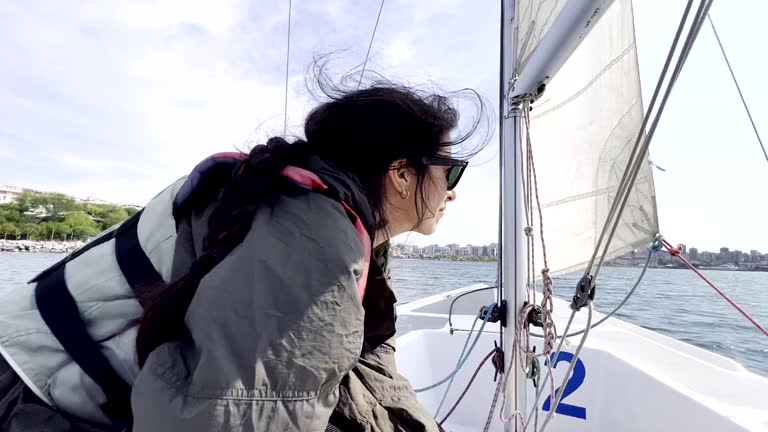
[387,143,459,237]
[410,163,457,235]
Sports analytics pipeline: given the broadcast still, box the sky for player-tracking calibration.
[0,1,766,253]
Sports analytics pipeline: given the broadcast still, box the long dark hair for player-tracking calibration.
[135,60,490,366]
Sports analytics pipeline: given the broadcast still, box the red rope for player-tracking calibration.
[438,348,499,427]
[661,239,768,338]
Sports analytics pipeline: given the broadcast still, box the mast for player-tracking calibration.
[499,0,617,429]
[499,0,525,426]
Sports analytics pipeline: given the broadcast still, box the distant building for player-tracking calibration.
[717,247,731,264]
[734,250,743,265]
[0,185,23,204]
[688,247,698,260]
[77,197,115,206]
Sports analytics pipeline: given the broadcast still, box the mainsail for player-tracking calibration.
[522,0,659,276]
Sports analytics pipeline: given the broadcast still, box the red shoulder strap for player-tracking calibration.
[281,166,371,301]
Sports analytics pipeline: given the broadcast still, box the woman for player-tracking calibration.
[0,69,486,431]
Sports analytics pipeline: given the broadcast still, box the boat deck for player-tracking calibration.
[394,284,768,432]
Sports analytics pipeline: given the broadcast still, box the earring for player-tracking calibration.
[400,190,410,199]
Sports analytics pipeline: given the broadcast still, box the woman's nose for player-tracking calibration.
[447,189,457,202]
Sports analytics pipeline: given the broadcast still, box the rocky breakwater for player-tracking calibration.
[0,240,85,254]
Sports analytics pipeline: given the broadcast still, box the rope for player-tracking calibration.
[526,241,656,428]
[483,371,504,432]
[519,102,559,427]
[524,311,575,429]
[524,103,557,358]
[536,302,593,432]
[447,286,497,332]
[282,0,292,136]
[435,315,479,418]
[414,303,496,393]
[358,0,385,89]
[437,348,498,427]
[499,299,557,428]
[530,242,658,340]
[707,14,768,165]
[661,239,768,338]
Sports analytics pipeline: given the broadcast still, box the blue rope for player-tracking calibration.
[434,313,479,418]
[414,302,496,393]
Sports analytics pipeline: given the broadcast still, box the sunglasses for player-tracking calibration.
[422,156,468,191]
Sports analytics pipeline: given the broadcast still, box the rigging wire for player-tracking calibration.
[707,14,768,165]
[492,1,714,430]
[282,0,292,136]
[581,0,695,278]
[532,6,713,429]
[359,0,385,89]
[592,0,714,283]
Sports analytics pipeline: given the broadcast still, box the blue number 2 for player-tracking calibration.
[542,352,587,420]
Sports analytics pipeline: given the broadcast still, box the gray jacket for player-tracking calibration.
[0,155,437,431]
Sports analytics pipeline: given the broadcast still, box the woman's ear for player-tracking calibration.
[387,159,411,197]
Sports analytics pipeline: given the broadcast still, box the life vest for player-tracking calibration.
[22,153,372,429]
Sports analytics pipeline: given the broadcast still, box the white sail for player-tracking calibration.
[525,0,658,276]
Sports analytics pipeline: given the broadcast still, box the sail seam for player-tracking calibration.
[531,44,633,120]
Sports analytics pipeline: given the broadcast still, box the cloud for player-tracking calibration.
[0,0,501,244]
[46,153,126,170]
[0,146,17,161]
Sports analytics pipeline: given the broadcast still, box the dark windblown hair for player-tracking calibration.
[135,57,490,366]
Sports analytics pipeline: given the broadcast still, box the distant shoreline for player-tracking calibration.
[392,256,498,263]
[602,262,768,272]
[0,239,83,254]
[393,256,768,272]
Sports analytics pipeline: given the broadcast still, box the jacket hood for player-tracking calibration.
[299,154,376,243]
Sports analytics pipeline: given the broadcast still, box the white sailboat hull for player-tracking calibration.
[396,285,768,431]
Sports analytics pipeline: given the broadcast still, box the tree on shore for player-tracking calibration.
[21,223,39,240]
[0,192,136,241]
[1,222,17,240]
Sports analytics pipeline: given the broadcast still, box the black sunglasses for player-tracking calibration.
[422,156,468,191]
